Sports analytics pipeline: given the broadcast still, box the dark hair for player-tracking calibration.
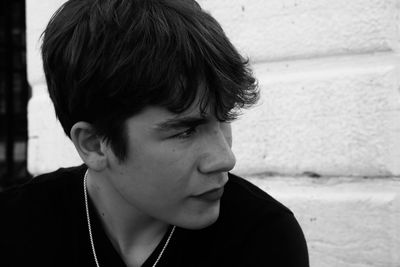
[41,0,259,160]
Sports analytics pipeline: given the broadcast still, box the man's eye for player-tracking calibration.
[172,127,197,139]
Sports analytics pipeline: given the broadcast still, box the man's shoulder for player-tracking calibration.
[203,173,309,266]
[0,165,85,220]
[223,172,293,218]
[28,164,85,187]
[0,165,86,264]
[213,172,298,243]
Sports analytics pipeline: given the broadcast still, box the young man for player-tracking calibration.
[0,0,309,266]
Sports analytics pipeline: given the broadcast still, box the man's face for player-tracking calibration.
[104,104,236,229]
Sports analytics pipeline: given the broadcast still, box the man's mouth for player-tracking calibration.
[194,187,224,202]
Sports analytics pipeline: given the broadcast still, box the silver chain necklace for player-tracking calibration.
[83,170,176,267]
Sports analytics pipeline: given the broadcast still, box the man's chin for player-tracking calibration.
[178,203,221,230]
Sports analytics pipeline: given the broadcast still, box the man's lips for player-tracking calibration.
[193,187,225,202]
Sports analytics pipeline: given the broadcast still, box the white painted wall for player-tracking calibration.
[26,0,400,266]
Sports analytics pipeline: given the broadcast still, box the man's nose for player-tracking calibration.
[197,128,236,174]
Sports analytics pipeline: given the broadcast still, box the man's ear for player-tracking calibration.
[70,122,108,171]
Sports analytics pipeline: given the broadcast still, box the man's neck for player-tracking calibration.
[86,170,169,266]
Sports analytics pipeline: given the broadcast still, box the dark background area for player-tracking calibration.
[0,0,31,191]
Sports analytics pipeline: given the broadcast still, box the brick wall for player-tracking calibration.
[27,0,400,266]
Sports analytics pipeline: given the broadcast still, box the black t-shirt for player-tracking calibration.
[0,165,309,266]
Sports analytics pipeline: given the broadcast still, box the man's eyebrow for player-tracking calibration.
[155,116,209,131]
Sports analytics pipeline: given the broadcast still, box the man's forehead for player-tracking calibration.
[154,104,213,129]
[125,104,210,126]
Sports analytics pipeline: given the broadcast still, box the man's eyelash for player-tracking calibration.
[173,126,197,139]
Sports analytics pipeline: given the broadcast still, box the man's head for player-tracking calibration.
[41,0,258,161]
